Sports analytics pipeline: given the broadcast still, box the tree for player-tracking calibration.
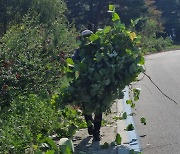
[0,0,77,108]
[141,0,163,36]
[0,0,7,34]
[155,0,180,42]
[65,0,147,31]
[0,0,67,35]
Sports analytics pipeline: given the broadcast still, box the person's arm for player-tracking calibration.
[72,48,80,61]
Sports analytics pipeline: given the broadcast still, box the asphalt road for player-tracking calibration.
[133,50,180,154]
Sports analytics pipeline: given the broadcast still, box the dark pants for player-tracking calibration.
[84,113,102,132]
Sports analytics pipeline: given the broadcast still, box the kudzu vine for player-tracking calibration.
[63,5,145,115]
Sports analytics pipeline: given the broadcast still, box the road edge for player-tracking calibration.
[117,86,142,153]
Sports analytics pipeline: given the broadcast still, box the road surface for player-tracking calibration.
[133,50,180,154]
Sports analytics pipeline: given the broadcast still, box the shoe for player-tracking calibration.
[88,126,94,135]
[93,131,101,141]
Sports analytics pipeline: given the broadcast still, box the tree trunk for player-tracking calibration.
[87,1,105,32]
[88,2,95,31]
[3,0,7,34]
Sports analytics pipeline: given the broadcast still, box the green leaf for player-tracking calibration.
[133,88,141,101]
[88,67,95,72]
[75,71,79,79]
[37,133,43,141]
[103,26,111,34]
[122,112,127,119]
[113,112,127,120]
[64,146,71,154]
[115,133,122,145]
[131,103,135,108]
[89,34,99,42]
[101,142,109,149]
[137,56,145,65]
[126,100,133,105]
[67,58,74,67]
[140,117,147,125]
[113,116,123,121]
[131,18,140,27]
[125,124,134,131]
[95,52,103,62]
[68,124,78,136]
[59,138,74,154]
[35,150,43,154]
[45,137,58,150]
[104,79,110,85]
[129,149,136,154]
[78,62,87,72]
[108,5,115,12]
[112,13,120,21]
[87,120,93,127]
[129,63,137,74]
[45,150,55,154]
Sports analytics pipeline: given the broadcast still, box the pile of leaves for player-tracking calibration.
[63,6,144,114]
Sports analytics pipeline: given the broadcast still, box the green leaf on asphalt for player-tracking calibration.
[140,117,147,125]
[129,149,136,154]
[113,116,123,121]
[133,88,141,101]
[122,112,127,119]
[129,113,136,116]
[131,103,135,108]
[125,124,134,131]
[126,100,133,105]
[115,133,122,145]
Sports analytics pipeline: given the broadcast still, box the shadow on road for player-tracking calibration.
[74,136,133,154]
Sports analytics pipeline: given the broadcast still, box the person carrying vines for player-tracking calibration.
[65,8,144,142]
[72,29,102,141]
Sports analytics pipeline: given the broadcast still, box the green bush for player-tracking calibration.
[0,14,76,108]
[141,36,172,53]
[0,94,57,153]
[138,18,172,53]
[0,94,85,153]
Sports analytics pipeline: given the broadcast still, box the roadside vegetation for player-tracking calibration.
[0,0,180,153]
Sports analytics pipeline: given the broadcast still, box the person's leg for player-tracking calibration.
[93,113,102,141]
[84,114,94,135]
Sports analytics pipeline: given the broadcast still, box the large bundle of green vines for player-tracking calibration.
[64,7,144,114]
